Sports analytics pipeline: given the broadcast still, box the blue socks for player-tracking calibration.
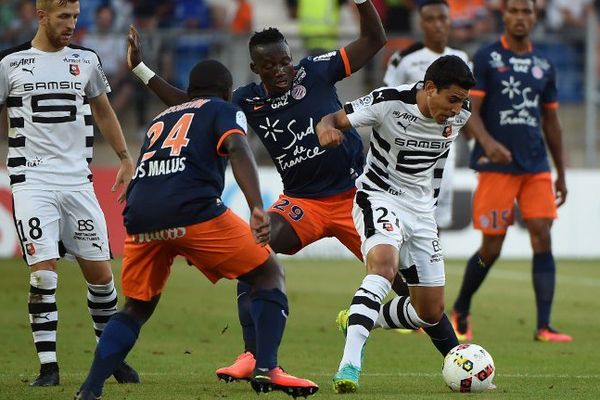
[80,312,141,396]
[423,314,459,356]
[532,252,556,329]
[453,252,492,314]
[237,281,257,355]
[250,288,288,371]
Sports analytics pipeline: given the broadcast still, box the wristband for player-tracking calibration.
[131,62,155,85]
[354,0,367,4]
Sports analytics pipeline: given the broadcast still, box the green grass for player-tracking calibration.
[1,257,599,399]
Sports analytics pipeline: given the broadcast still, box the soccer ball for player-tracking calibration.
[442,344,495,393]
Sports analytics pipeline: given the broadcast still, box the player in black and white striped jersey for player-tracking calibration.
[383,0,471,230]
[0,0,138,388]
[316,55,475,393]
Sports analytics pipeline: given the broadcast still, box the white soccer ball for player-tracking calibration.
[442,344,495,393]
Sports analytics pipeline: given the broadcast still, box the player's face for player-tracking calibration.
[503,0,536,39]
[424,82,469,124]
[420,4,450,47]
[250,41,295,95]
[40,0,80,49]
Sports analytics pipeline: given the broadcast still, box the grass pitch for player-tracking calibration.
[1,257,599,399]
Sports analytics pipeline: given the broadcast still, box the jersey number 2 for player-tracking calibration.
[141,113,194,162]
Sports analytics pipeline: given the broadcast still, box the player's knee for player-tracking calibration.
[366,248,399,282]
[122,296,158,325]
[530,230,551,252]
[245,255,286,292]
[414,302,444,325]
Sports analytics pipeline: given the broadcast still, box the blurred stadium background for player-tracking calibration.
[0,0,599,259]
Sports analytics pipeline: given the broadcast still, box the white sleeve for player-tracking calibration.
[345,91,385,129]
[0,60,9,104]
[85,53,111,98]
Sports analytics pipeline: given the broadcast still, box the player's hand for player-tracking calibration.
[316,123,344,148]
[113,158,135,203]
[554,175,567,207]
[250,207,270,246]
[127,25,143,70]
[482,138,512,164]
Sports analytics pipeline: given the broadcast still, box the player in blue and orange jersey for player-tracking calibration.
[450,0,572,343]
[126,0,458,382]
[74,60,319,400]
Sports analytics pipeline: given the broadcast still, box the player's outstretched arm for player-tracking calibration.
[343,0,386,73]
[88,93,135,203]
[465,95,512,165]
[223,134,270,245]
[127,25,188,107]
[541,106,567,206]
[316,109,351,148]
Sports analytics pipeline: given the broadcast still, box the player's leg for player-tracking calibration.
[12,190,62,386]
[327,189,409,298]
[334,190,399,393]
[220,195,323,380]
[519,172,570,342]
[60,190,139,383]
[451,172,516,340]
[77,259,140,384]
[181,210,318,396]
[76,234,174,399]
[376,215,459,356]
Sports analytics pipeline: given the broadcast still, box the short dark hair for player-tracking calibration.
[424,55,476,91]
[417,0,449,11]
[249,27,287,53]
[503,0,536,6]
[187,60,232,100]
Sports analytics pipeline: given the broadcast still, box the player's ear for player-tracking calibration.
[37,8,47,25]
[424,80,437,97]
[250,62,258,74]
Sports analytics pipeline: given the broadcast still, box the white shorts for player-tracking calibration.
[434,144,456,229]
[12,189,111,266]
[353,189,445,287]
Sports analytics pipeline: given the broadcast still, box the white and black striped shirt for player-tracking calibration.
[0,42,110,191]
[345,83,471,214]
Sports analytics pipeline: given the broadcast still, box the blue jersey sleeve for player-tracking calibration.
[541,63,558,107]
[303,48,352,85]
[214,102,248,156]
[471,47,489,96]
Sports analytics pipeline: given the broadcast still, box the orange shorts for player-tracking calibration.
[473,172,557,235]
[268,188,362,259]
[121,209,271,301]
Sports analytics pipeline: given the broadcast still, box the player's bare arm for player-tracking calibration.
[127,25,188,106]
[466,95,512,165]
[88,93,134,202]
[316,109,351,148]
[223,134,270,245]
[541,106,567,206]
[343,0,386,73]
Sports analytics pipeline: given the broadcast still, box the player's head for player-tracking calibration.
[249,28,294,95]
[187,60,233,101]
[422,55,475,124]
[418,0,450,48]
[36,0,80,49]
[503,0,536,39]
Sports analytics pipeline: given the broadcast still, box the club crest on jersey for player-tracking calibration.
[383,222,394,232]
[291,84,306,100]
[442,125,452,137]
[69,64,80,76]
[26,243,35,256]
